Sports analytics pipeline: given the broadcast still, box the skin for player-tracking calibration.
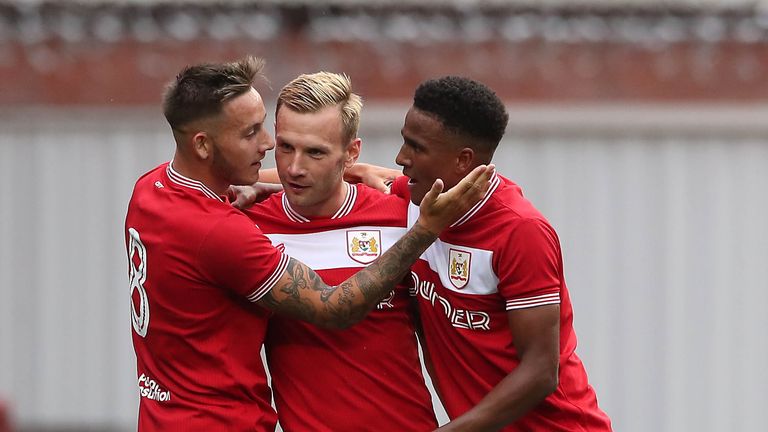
[395,106,561,431]
[274,104,361,217]
[173,87,274,195]
[171,86,494,329]
[396,107,477,205]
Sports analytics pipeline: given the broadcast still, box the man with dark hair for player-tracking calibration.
[124,58,493,430]
[390,76,612,431]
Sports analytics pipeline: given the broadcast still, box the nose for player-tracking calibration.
[395,145,410,168]
[259,130,275,152]
[286,154,306,178]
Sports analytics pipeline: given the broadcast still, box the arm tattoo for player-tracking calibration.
[261,223,437,328]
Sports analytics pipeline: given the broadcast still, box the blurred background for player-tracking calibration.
[1,0,767,431]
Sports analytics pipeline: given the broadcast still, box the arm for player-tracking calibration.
[257,167,281,184]
[343,162,401,192]
[228,183,283,209]
[436,306,560,431]
[258,165,495,329]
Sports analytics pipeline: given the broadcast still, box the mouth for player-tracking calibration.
[286,182,309,193]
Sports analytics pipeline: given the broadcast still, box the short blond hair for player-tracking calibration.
[277,72,362,144]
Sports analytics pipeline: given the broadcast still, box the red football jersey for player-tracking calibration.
[124,162,288,431]
[392,174,612,431]
[247,183,438,431]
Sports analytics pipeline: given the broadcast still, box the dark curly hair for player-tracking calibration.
[413,76,508,157]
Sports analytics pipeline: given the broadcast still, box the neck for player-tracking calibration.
[171,150,228,196]
[293,182,349,219]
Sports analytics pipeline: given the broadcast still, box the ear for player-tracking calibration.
[192,132,212,160]
[344,138,362,168]
[456,147,475,173]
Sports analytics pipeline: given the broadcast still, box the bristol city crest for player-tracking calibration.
[347,230,381,264]
[449,248,472,289]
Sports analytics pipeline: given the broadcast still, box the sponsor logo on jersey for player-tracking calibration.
[449,248,471,289]
[412,271,490,330]
[376,290,395,309]
[347,230,381,264]
[138,373,171,402]
[154,181,164,189]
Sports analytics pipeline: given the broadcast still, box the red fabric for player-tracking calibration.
[247,184,438,431]
[125,162,285,431]
[396,174,612,431]
[0,399,11,432]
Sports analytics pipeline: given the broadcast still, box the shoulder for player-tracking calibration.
[246,191,285,219]
[486,175,550,223]
[355,183,408,207]
[200,208,270,250]
[350,184,408,224]
[131,162,168,192]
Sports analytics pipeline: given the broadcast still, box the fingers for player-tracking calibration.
[371,178,389,193]
[422,178,445,206]
[229,185,255,209]
[453,164,494,197]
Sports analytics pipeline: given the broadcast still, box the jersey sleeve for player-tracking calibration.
[198,213,289,303]
[496,218,562,311]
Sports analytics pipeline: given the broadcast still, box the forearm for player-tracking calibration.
[261,222,436,328]
[438,362,557,431]
[258,168,280,184]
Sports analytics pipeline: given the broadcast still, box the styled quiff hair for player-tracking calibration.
[162,56,265,131]
[277,72,362,143]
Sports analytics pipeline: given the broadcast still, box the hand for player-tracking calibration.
[228,183,283,209]
[416,164,495,235]
[344,162,400,193]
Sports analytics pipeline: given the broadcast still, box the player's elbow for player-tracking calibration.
[537,365,559,398]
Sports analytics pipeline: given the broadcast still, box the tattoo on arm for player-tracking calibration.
[260,223,437,328]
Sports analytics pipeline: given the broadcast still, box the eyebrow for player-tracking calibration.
[401,133,424,151]
[244,112,268,134]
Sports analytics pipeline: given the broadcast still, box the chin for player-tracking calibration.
[410,194,425,206]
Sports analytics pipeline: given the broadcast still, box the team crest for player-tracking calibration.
[347,230,381,264]
[449,248,471,289]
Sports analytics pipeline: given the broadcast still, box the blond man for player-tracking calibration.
[245,72,438,431]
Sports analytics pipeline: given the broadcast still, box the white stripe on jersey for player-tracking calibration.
[505,292,561,310]
[450,173,500,227]
[331,183,356,219]
[167,162,223,201]
[247,253,290,302]
[282,194,310,223]
[283,182,356,223]
[407,203,500,296]
[421,238,500,296]
[264,226,407,270]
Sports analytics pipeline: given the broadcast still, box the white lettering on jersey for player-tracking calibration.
[128,227,150,338]
[138,373,171,402]
[412,272,490,330]
[376,290,395,310]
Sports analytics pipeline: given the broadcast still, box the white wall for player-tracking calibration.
[0,105,766,431]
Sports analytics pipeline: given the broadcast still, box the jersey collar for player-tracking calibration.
[449,171,500,228]
[282,182,357,223]
[166,161,224,202]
